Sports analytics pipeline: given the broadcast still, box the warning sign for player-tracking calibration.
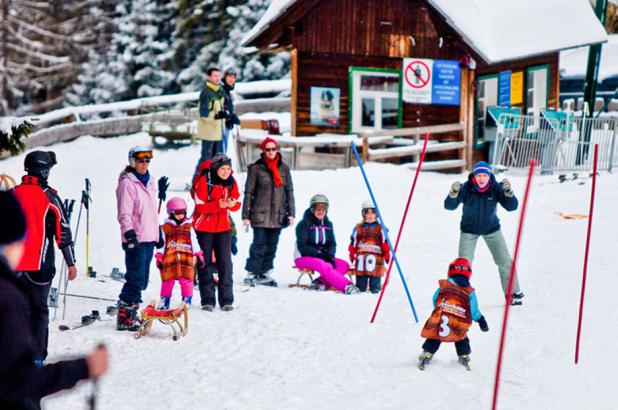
[403,58,433,104]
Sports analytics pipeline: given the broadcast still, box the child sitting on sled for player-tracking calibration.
[348,200,390,294]
[418,257,489,370]
[155,197,203,309]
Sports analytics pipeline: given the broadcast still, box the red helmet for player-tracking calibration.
[448,257,472,280]
[166,197,187,215]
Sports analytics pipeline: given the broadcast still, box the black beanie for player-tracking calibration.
[0,191,27,246]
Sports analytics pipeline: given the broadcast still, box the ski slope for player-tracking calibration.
[1,132,617,409]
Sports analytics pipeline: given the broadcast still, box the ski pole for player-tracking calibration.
[63,188,87,319]
[85,178,92,277]
[492,160,535,410]
[53,199,75,320]
[370,132,429,323]
[575,144,598,364]
[351,142,418,322]
[58,292,116,302]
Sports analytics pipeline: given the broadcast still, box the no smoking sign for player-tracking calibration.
[402,57,433,104]
[404,60,431,89]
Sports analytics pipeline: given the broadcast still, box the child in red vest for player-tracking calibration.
[418,258,489,370]
[348,200,390,293]
[155,197,202,309]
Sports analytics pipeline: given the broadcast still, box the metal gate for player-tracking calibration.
[492,113,618,174]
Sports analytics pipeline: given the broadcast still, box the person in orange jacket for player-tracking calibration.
[190,153,240,312]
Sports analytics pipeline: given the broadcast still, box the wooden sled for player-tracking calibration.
[288,266,354,289]
[135,301,189,341]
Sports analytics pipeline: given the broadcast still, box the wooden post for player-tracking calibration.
[362,136,369,163]
[291,49,298,136]
[466,69,476,171]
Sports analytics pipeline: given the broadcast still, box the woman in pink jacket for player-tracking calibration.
[115,146,162,331]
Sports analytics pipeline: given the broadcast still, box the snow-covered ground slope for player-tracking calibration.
[1,133,617,409]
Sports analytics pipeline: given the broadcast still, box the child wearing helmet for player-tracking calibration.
[154,197,199,309]
[294,194,359,294]
[418,258,489,370]
[348,200,390,294]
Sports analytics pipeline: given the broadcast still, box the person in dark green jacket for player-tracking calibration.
[444,161,524,305]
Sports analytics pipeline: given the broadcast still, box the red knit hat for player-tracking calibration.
[259,137,278,151]
[448,257,472,280]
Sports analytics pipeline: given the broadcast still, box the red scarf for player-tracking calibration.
[263,154,283,187]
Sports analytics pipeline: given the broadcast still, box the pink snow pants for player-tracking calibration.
[294,256,351,292]
[160,278,194,298]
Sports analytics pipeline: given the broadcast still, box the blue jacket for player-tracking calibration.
[432,276,482,321]
[295,208,336,259]
[444,173,518,235]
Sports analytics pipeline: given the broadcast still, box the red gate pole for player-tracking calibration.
[370,132,429,323]
[575,144,599,364]
[492,160,535,410]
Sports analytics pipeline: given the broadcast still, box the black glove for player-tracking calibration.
[323,253,337,269]
[124,229,139,250]
[214,110,228,120]
[231,235,238,256]
[478,315,489,332]
[155,227,165,249]
[158,176,169,202]
[232,114,240,125]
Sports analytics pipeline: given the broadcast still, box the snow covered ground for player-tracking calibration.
[1,133,617,409]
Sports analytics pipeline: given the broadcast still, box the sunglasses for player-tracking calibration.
[450,264,471,272]
[264,147,277,152]
[172,210,186,215]
[313,205,328,212]
[137,159,151,163]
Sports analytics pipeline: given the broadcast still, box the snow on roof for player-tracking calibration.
[244,0,608,64]
[560,34,618,81]
[242,0,298,47]
[427,0,607,63]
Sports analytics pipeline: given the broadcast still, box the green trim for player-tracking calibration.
[348,66,403,133]
[474,74,499,148]
[525,64,550,113]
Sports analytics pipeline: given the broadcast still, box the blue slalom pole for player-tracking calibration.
[351,142,418,322]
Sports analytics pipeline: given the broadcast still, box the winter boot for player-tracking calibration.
[305,278,326,292]
[418,351,433,370]
[182,296,192,306]
[344,284,361,295]
[510,292,524,306]
[202,304,214,312]
[243,272,257,287]
[458,354,471,370]
[256,270,278,287]
[117,301,141,331]
[221,305,234,312]
[157,296,170,310]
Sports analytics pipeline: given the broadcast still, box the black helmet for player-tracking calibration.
[24,150,57,180]
[211,152,232,172]
[224,68,237,78]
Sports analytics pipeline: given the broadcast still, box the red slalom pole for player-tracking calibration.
[575,144,598,364]
[370,132,429,323]
[492,160,535,410]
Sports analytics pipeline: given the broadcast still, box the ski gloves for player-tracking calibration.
[214,110,229,120]
[449,181,462,198]
[194,251,206,268]
[477,315,489,332]
[155,252,164,270]
[155,227,165,249]
[501,178,514,197]
[158,176,169,202]
[124,230,139,250]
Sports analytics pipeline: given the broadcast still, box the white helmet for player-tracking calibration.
[361,200,375,215]
[128,146,153,167]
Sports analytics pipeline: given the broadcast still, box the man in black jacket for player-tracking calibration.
[0,190,108,410]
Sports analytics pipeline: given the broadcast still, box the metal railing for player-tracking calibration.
[492,113,618,174]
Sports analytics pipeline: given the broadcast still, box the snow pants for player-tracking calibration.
[294,256,351,293]
[160,278,194,299]
[423,337,471,356]
[119,242,155,305]
[245,227,282,275]
[356,275,382,294]
[18,271,54,361]
[458,229,521,295]
[196,231,233,307]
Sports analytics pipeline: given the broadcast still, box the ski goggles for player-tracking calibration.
[312,204,328,212]
[133,151,154,160]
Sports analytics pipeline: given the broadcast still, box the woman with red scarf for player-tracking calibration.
[242,137,295,287]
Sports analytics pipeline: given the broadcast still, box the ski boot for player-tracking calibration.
[458,354,471,370]
[344,284,361,295]
[182,296,192,306]
[510,292,524,306]
[243,272,257,287]
[256,270,278,287]
[157,296,170,310]
[305,278,326,292]
[418,351,433,370]
[117,300,141,331]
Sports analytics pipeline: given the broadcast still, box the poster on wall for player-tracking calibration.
[310,87,340,126]
[510,71,524,105]
[402,58,461,105]
[498,71,511,106]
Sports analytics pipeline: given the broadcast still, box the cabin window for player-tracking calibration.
[475,75,498,145]
[526,65,549,116]
[349,67,402,132]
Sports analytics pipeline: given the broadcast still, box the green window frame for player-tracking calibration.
[348,66,403,133]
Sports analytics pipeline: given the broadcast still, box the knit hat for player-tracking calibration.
[448,257,472,280]
[472,161,492,176]
[259,137,278,151]
[211,152,232,172]
[0,190,27,246]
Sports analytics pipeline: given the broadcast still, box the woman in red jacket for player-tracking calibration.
[191,153,241,312]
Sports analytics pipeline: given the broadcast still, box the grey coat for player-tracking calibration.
[242,155,295,229]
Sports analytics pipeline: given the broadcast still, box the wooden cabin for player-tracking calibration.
[243,0,607,168]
